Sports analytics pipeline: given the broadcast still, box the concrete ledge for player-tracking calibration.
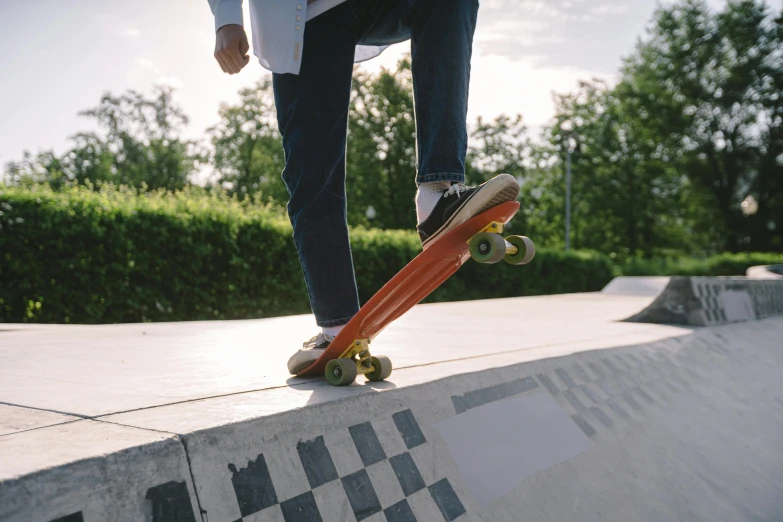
[3,317,782,521]
[624,276,783,326]
[601,276,671,297]
[0,404,80,436]
[0,421,199,522]
[747,264,783,279]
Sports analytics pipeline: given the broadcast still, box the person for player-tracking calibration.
[207,0,520,374]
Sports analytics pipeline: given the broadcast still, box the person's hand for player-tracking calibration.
[214,24,250,74]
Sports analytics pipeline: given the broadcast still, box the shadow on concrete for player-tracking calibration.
[285,375,398,406]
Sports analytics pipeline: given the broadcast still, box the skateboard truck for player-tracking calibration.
[468,221,535,265]
[324,339,393,386]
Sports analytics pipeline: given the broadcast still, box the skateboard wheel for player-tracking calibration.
[366,356,393,382]
[469,232,506,264]
[325,358,357,386]
[504,235,536,265]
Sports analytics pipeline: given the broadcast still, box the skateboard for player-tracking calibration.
[296,200,534,385]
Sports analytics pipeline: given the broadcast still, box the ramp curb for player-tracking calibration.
[623,276,783,326]
[3,318,783,521]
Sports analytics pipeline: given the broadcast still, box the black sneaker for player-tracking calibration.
[416,173,520,249]
[287,332,334,375]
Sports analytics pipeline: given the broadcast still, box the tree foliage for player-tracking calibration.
[346,60,418,229]
[619,0,783,252]
[4,0,782,258]
[5,86,204,191]
[523,0,782,258]
[207,78,288,202]
[523,80,693,259]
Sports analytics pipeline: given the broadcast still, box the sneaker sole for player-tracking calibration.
[289,360,314,375]
[288,348,329,375]
[422,175,520,249]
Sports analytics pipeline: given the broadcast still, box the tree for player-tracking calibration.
[466,114,528,186]
[4,151,69,189]
[208,78,288,202]
[347,57,532,230]
[523,80,689,259]
[206,60,420,229]
[347,59,418,229]
[465,114,530,234]
[76,85,203,191]
[4,85,203,191]
[524,0,783,257]
[621,0,783,251]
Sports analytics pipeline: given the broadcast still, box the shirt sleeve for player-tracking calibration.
[208,0,244,32]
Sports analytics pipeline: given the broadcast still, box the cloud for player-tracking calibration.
[199,31,215,52]
[474,0,657,73]
[124,27,141,37]
[468,53,614,128]
[127,57,163,86]
[473,19,560,46]
[156,76,184,89]
[591,3,631,15]
[358,44,614,130]
[135,57,159,73]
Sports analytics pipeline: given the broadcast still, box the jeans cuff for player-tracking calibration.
[316,314,356,328]
[416,172,465,184]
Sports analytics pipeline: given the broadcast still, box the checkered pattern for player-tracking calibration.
[750,280,783,318]
[46,480,199,522]
[693,280,732,325]
[227,409,465,522]
[628,277,783,326]
[535,350,696,439]
[691,278,783,325]
[450,347,699,442]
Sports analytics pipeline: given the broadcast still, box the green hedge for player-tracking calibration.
[617,253,783,277]
[0,184,614,324]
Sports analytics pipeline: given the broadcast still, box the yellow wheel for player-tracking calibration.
[469,233,506,264]
[504,236,536,265]
[366,356,393,382]
[325,358,357,386]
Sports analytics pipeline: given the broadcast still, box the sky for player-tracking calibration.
[1,0,781,170]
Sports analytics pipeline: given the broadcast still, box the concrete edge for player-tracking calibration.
[5,318,783,521]
[623,276,783,326]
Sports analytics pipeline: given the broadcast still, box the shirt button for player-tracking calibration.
[297,4,303,9]
[296,25,301,30]
[296,15,301,21]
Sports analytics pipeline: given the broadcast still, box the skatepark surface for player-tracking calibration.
[2,284,783,521]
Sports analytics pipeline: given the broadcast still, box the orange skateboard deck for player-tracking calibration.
[297,200,532,384]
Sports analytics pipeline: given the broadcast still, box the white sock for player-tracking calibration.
[415,181,451,223]
[322,325,344,338]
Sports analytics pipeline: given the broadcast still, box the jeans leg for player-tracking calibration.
[272,4,360,327]
[410,0,479,183]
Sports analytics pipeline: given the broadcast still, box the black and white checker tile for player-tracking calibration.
[692,278,783,326]
[449,344,701,441]
[227,409,466,522]
[749,280,783,318]
[45,480,199,522]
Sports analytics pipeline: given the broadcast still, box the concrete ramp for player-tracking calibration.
[2,295,783,521]
[623,276,783,326]
[602,276,671,297]
[109,320,783,522]
[747,265,783,279]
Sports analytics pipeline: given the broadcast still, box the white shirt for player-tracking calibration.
[208,0,388,75]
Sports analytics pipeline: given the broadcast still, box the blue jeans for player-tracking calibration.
[273,0,479,327]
